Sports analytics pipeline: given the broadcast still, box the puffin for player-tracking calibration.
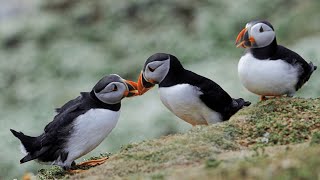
[235,20,317,101]
[10,74,138,171]
[136,53,251,125]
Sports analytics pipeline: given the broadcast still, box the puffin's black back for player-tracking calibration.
[11,91,120,164]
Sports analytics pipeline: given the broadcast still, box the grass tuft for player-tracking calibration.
[205,158,221,168]
[310,132,320,146]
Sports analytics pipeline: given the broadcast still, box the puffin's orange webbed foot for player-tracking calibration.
[76,156,109,167]
[22,173,34,180]
[66,157,108,174]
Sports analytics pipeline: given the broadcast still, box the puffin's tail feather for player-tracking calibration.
[309,62,317,71]
[296,62,317,90]
[10,129,36,153]
[10,129,45,164]
[233,98,251,108]
[225,98,251,120]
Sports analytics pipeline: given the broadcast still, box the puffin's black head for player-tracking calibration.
[137,53,183,94]
[93,74,139,104]
[235,20,276,48]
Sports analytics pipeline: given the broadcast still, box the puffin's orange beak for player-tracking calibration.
[137,71,155,95]
[235,28,256,48]
[123,80,139,97]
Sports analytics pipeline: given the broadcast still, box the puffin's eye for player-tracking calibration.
[259,26,264,33]
[112,84,117,91]
[148,66,155,72]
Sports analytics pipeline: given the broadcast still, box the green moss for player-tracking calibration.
[120,144,136,152]
[37,152,110,179]
[151,173,165,180]
[205,158,221,168]
[38,166,66,180]
[310,132,320,146]
[232,98,320,147]
[86,152,111,161]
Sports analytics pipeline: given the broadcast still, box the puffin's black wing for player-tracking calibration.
[27,93,89,163]
[183,70,233,115]
[271,45,317,90]
[12,96,88,164]
[44,93,91,137]
[35,102,87,163]
[45,103,85,134]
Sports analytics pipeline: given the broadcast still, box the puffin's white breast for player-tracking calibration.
[61,108,120,166]
[159,84,222,125]
[238,53,299,96]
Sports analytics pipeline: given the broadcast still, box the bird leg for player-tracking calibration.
[76,156,109,167]
[259,96,267,101]
[268,95,283,99]
[260,95,284,101]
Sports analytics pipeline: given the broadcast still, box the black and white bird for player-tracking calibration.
[10,74,138,170]
[137,53,251,126]
[235,20,317,101]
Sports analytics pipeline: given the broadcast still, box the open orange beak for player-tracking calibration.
[123,80,139,97]
[137,71,155,95]
[235,28,256,48]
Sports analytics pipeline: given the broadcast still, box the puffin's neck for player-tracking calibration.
[249,38,278,59]
[89,91,121,111]
[158,55,186,87]
[159,66,185,88]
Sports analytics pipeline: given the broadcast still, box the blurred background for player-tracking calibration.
[0,0,319,179]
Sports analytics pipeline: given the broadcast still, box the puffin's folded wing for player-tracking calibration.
[197,77,233,114]
[273,46,317,90]
[45,103,86,134]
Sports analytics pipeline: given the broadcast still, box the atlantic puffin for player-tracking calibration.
[10,74,138,171]
[136,53,251,125]
[235,20,317,101]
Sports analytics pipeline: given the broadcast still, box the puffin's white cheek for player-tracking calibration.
[144,70,159,82]
[96,94,109,103]
[255,32,275,47]
[152,71,163,82]
[144,71,153,81]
